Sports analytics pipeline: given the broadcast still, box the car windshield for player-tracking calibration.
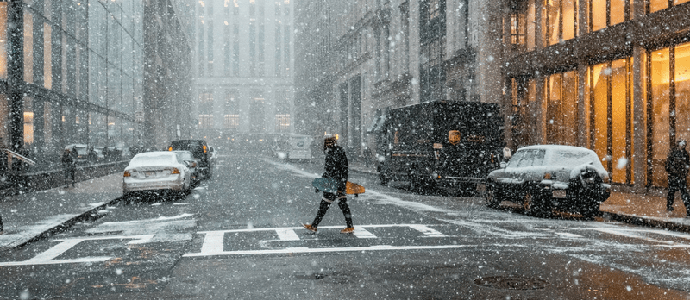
[549,150,597,167]
[130,154,175,166]
[506,149,546,168]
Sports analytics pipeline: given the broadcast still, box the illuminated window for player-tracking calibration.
[649,0,668,13]
[224,115,239,129]
[0,3,7,79]
[650,48,669,186]
[275,114,290,132]
[198,115,214,129]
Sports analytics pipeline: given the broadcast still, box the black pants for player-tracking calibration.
[64,167,75,186]
[311,191,353,228]
[667,177,690,212]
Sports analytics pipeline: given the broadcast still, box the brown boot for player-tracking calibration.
[303,223,317,233]
[340,227,354,234]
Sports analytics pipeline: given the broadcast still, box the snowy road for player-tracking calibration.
[0,153,689,299]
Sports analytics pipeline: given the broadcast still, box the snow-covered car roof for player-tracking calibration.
[128,152,180,167]
[511,145,607,173]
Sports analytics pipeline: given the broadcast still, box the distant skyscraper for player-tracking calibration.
[191,0,294,147]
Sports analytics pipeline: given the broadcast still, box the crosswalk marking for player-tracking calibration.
[407,224,447,237]
[200,231,225,254]
[275,228,300,241]
[0,235,153,267]
[183,244,486,257]
[353,227,376,239]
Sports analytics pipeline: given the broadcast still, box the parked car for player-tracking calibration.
[122,151,193,199]
[167,140,213,179]
[209,146,218,162]
[174,150,200,185]
[287,134,313,160]
[64,144,97,164]
[484,145,611,218]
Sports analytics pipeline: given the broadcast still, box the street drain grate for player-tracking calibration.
[294,272,327,280]
[474,276,548,290]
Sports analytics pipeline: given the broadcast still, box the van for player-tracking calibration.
[288,134,313,160]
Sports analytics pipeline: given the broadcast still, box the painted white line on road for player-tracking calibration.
[29,239,83,262]
[183,244,523,257]
[408,224,447,237]
[198,224,450,234]
[353,227,377,239]
[275,228,300,241]
[200,231,225,254]
[0,235,153,267]
[0,257,112,267]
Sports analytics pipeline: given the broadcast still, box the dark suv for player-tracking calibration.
[168,140,213,179]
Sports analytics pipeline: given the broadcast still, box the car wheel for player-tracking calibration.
[485,184,501,209]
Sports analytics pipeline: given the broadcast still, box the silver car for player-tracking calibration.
[122,151,192,199]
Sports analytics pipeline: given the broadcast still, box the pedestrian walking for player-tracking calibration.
[665,140,690,216]
[61,148,75,188]
[303,135,354,234]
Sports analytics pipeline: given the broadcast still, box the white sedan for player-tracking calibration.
[122,151,193,198]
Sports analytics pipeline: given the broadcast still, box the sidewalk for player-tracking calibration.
[600,190,690,232]
[0,173,123,250]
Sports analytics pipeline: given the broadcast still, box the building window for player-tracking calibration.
[0,3,7,79]
[24,10,34,84]
[275,114,290,132]
[199,91,214,115]
[198,16,205,77]
[208,20,214,75]
[233,24,239,76]
[249,22,256,76]
[198,115,214,129]
[223,90,239,129]
[587,58,635,185]
[275,22,281,77]
[223,22,230,76]
[545,71,578,147]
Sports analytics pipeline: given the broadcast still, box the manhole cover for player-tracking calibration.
[474,276,548,290]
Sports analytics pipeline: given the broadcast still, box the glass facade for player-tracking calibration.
[0,1,143,172]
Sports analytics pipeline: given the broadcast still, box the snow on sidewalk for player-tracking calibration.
[0,173,123,250]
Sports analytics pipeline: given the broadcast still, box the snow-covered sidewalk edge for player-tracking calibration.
[0,197,121,251]
[601,210,690,234]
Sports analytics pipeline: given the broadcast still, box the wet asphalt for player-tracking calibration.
[0,153,689,299]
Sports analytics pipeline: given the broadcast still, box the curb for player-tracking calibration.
[0,195,123,251]
[602,211,690,233]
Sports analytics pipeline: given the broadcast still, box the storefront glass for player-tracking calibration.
[0,3,7,79]
[674,42,690,145]
[545,72,578,146]
[650,0,668,13]
[610,0,625,26]
[591,63,608,168]
[611,59,627,183]
[650,48,670,186]
[592,0,606,31]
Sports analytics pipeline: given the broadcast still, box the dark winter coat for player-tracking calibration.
[323,145,348,189]
[666,147,690,179]
[61,151,74,169]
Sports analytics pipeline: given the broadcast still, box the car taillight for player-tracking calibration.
[543,173,552,179]
[172,168,180,174]
[168,146,173,151]
[203,145,207,153]
[123,171,131,177]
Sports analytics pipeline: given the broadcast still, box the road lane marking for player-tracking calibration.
[182,244,525,257]
[275,228,300,241]
[200,231,225,254]
[408,224,447,237]
[0,235,153,267]
[353,227,376,239]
